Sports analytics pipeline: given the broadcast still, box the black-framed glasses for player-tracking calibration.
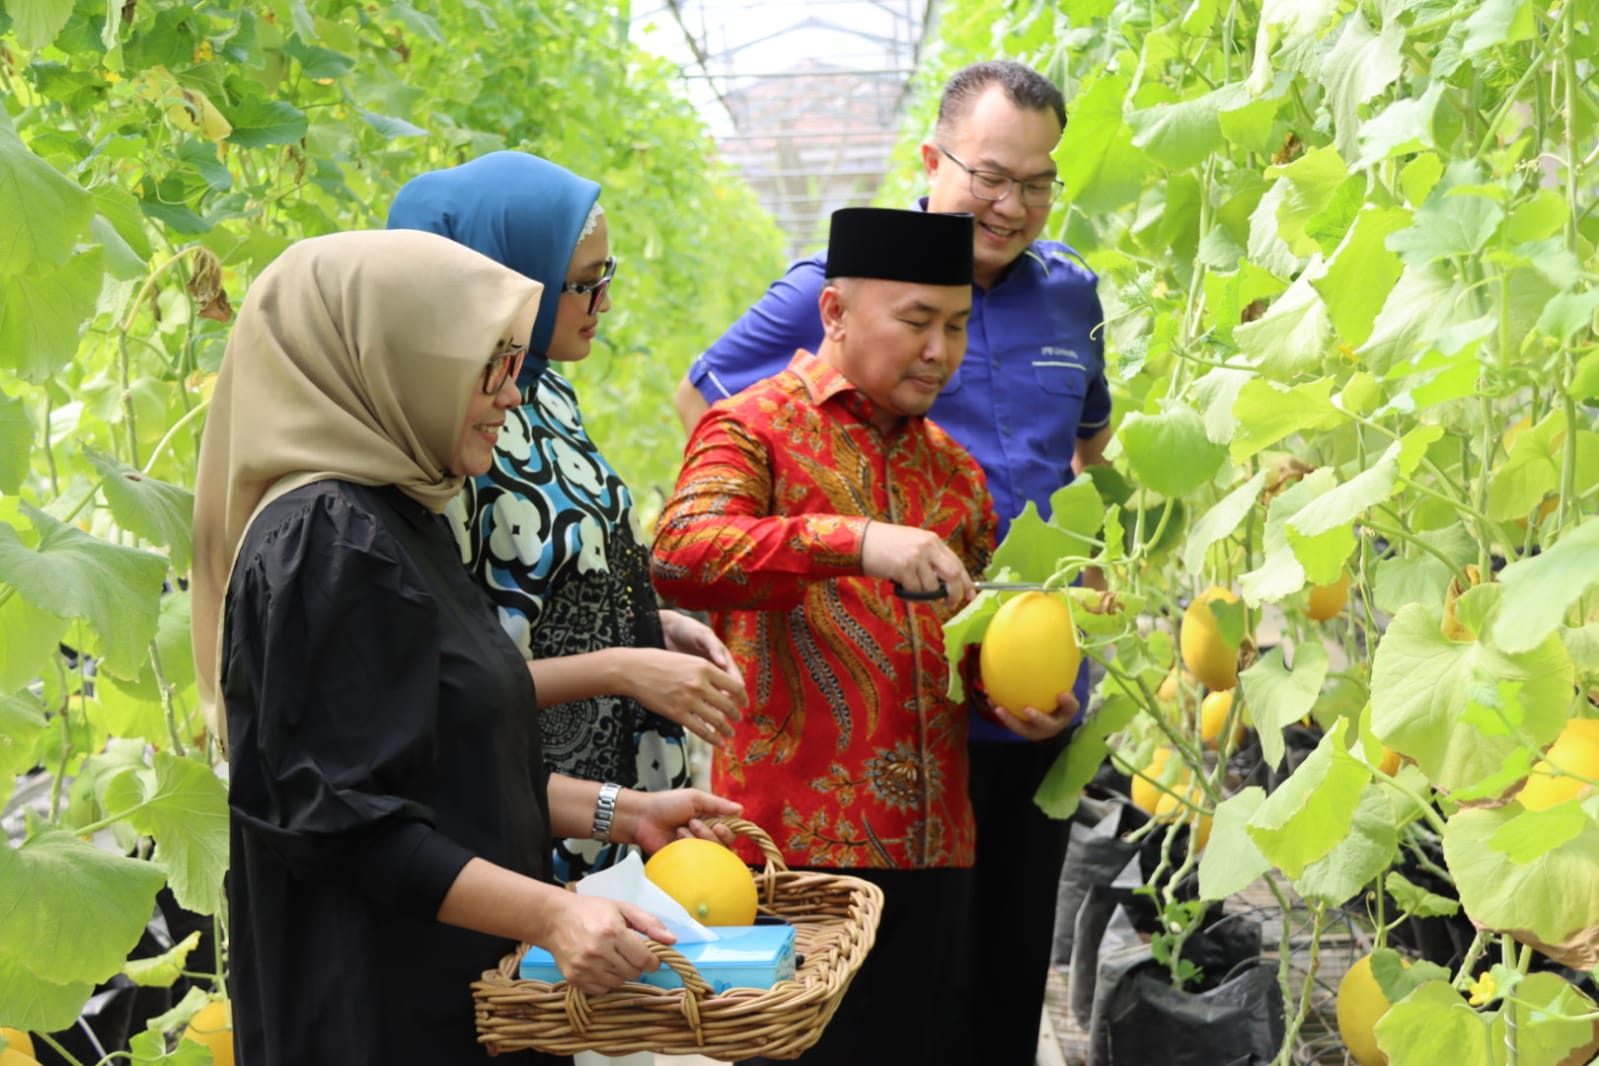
[938,146,1064,208]
[481,342,528,395]
[559,256,618,315]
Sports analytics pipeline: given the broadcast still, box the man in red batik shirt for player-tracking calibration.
[651,206,1077,1065]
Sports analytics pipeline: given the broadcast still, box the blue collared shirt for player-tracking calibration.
[686,229,1109,741]
[687,244,1109,536]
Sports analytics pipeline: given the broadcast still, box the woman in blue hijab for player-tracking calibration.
[389,152,747,883]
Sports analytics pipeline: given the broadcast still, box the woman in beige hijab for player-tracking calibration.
[191,230,740,1066]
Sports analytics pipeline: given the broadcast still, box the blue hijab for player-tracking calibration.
[387,151,601,386]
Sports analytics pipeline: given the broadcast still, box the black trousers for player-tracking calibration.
[966,739,1073,1066]
[744,865,976,1066]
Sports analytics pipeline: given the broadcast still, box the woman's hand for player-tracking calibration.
[990,689,1081,742]
[542,893,673,996]
[622,647,745,746]
[661,610,746,686]
[611,787,742,854]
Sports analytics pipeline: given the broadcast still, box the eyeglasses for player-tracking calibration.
[938,146,1064,208]
[481,342,528,395]
[559,256,618,315]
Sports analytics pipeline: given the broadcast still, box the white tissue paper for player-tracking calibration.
[574,851,719,943]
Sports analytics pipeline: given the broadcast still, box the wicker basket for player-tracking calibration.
[472,817,884,1060]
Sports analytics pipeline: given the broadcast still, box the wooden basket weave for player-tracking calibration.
[472,817,884,1060]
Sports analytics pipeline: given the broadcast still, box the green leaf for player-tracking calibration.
[1033,696,1138,819]
[5,0,73,50]
[84,448,195,570]
[1507,189,1570,244]
[1488,802,1589,864]
[1399,153,1445,207]
[1191,367,1252,445]
[1372,527,1475,616]
[988,501,1085,583]
[0,690,47,809]
[1539,289,1599,346]
[1246,718,1369,878]
[1353,82,1445,169]
[1285,443,1403,584]
[0,390,31,495]
[1373,981,1493,1066]
[0,829,166,986]
[1183,470,1267,574]
[1127,87,1227,171]
[1489,972,1599,1066]
[1056,75,1146,214]
[941,591,1001,703]
[1385,871,1460,919]
[1230,377,1344,460]
[0,504,169,679]
[1444,805,1599,963]
[1387,189,1505,267]
[225,98,309,147]
[1491,520,1599,654]
[102,752,228,915]
[0,121,93,272]
[0,249,106,383]
[1371,604,1573,792]
[1313,206,1408,348]
[1241,468,1336,603]
[1294,783,1399,905]
[1046,479,1104,542]
[1359,264,1462,374]
[1234,269,1334,380]
[129,1024,217,1064]
[1461,0,1536,56]
[1118,403,1229,498]
[1198,787,1271,900]
[0,591,69,695]
[356,106,427,139]
[1264,145,1353,258]
[0,951,94,1033]
[1320,10,1405,164]
[124,929,203,988]
[1240,641,1329,770]
[1372,947,1452,1002]
[284,38,356,79]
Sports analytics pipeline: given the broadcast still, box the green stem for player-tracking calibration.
[1273,900,1325,1066]
[1452,929,1491,990]
[35,1032,88,1066]
[118,332,141,470]
[1500,934,1519,1065]
[43,388,59,498]
[141,398,211,477]
[1377,773,1448,835]
[1364,514,1471,586]
[150,644,188,757]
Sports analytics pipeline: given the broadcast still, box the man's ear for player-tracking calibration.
[919,140,940,181]
[819,283,848,340]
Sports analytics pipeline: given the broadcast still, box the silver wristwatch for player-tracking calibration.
[591,782,622,842]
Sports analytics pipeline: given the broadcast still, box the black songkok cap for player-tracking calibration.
[824,207,973,286]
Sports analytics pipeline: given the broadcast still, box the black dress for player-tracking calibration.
[221,481,565,1065]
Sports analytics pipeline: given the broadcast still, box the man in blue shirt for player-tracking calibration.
[674,61,1112,1064]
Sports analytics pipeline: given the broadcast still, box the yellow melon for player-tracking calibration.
[1181,587,1243,691]
[979,591,1081,713]
[644,838,757,926]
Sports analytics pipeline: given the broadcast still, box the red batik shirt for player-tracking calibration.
[652,351,996,870]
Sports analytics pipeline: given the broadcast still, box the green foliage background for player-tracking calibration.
[0,0,782,1046]
[909,1,1599,1062]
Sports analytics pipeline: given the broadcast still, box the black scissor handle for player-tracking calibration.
[893,580,949,601]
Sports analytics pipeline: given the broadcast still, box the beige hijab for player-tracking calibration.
[191,229,542,749]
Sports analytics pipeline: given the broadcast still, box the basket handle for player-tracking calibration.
[701,815,788,874]
[558,939,714,1043]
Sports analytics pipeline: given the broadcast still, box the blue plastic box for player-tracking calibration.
[519,924,797,993]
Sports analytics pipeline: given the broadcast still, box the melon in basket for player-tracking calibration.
[644,838,758,925]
